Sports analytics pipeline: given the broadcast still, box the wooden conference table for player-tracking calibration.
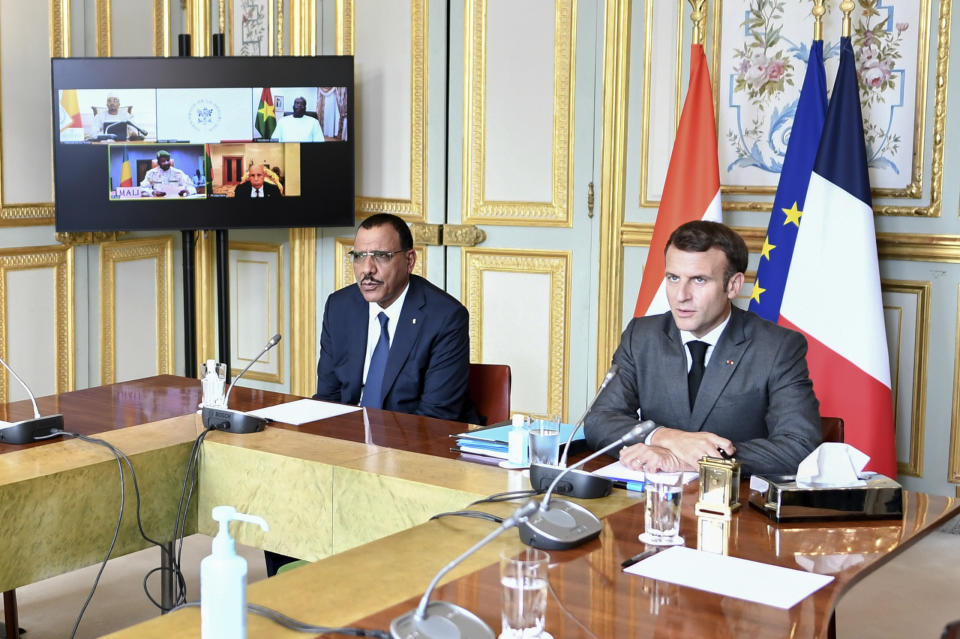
[0,376,955,638]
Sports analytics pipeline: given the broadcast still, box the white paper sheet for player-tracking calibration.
[625,546,834,609]
[593,461,698,485]
[246,398,360,425]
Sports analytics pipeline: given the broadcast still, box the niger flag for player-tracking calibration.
[119,146,133,187]
[634,45,721,317]
[255,88,277,139]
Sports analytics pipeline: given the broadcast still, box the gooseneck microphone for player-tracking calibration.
[201,334,281,434]
[529,364,620,498]
[519,420,658,550]
[390,500,539,639]
[0,355,64,444]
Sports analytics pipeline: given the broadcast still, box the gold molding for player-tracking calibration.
[338,0,427,222]
[96,0,112,56]
[50,0,71,57]
[186,0,210,56]
[100,237,174,385]
[154,0,171,57]
[290,228,316,397]
[55,231,126,246]
[334,237,425,291]
[462,0,575,226]
[882,280,930,478]
[291,0,317,56]
[622,223,960,264]
[0,245,74,403]
[596,0,631,384]
[195,232,216,375]
[228,241,284,384]
[461,248,570,421]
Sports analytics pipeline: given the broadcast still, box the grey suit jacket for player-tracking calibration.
[584,307,821,475]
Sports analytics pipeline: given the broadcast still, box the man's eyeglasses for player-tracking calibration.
[348,249,407,264]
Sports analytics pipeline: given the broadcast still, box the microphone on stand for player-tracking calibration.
[201,334,281,434]
[0,355,64,444]
[529,364,619,498]
[390,500,539,639]
[519,420,658,551]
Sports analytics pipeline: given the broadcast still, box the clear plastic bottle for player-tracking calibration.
[507,413,529,466]
[200,506,269,639]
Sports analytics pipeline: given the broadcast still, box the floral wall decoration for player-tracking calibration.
[718,0,921,192]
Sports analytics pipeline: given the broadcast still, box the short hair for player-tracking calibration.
[665,221,748,285]
[157,150,170,159]
[358,214,413,251]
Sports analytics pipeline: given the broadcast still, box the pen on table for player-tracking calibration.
[611,480,645,492]
[621,548,659,569]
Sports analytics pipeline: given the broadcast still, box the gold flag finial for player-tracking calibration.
[688,0,707,47]
[840,0,855,38]
[812,0,826,41]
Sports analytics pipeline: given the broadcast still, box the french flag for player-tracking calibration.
[634,44,722,317]
[780,37,897,476]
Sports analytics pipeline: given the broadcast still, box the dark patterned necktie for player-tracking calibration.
[361,312,390,408]
[687,340,708,410]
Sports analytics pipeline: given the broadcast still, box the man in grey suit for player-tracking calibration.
[584,221,821,476]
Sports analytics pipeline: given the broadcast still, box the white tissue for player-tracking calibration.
[795,443,870,487]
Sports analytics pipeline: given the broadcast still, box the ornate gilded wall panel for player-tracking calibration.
[462,248,570,420]
[290,228,316,397]
[462,0,575,226]
[229,242,284,383]
[337,0,426,221]
[881,280,930,477]
[100,237,174,385]
[334,237,425,291]
[0,245,74,403]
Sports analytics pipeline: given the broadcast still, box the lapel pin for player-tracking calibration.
[726,359,735,366]
[412,318,417,325]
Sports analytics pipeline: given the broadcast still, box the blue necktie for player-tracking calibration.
[361,312,390,408]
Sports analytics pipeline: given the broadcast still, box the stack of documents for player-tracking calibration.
[451,421,584,461]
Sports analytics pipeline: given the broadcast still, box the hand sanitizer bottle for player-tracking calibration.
[507,413,529,466]
[201,506,269,639]
[200,360,227,408]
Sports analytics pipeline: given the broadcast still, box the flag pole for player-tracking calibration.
[812,0,825,41]
[840,0,854,37]
[688,0,707,47]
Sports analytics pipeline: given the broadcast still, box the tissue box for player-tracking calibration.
[748,474,902,522]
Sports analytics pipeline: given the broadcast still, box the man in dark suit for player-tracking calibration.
[584,221,820,476]
[314,213,478,423]
[233,164,281,198]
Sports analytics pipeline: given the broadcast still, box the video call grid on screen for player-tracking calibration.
[51,56,354,232]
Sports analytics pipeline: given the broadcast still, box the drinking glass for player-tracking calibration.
[528,420,560,467]
[639,471,685,546]
[500,548,550,638]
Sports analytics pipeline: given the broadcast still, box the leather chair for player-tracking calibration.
[820,416,844,444]
[942,620,960,639]
[467,364,511,425]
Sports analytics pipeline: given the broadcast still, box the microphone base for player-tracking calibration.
[0,414,65,444]
[529,463,613,499]
[518,500,602,551]
[201,406,266,434]
[390,601,495,639]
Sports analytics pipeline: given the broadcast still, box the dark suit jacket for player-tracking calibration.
[584,307,821,475]
[234,181,281,198]
[314,274,479,423]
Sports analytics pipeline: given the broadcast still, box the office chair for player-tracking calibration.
[820,416,845,444]
[467,363,511,425]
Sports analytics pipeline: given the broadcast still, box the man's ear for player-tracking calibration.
[726,272,745,299]
[406,249,417,274]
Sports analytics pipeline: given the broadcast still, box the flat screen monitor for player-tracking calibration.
[52,56,354,231]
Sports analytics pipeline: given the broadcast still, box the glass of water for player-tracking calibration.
[528,418,560,466]
[500,548,550,639]
[639,471,685,546]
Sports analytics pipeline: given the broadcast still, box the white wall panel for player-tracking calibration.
[114,259,160,382]
[0,0,54,203]
[481,270,551,415]
[230,242,282,382]
[483,0,554,202]
[355,0,412,199]
[111,0,155,56]
[6,269,57,401]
